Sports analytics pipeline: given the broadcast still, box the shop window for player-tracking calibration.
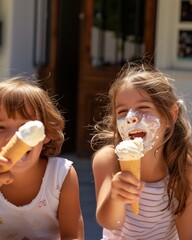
[174,0,192,68]
[91,0,145,66]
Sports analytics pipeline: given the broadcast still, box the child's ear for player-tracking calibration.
[166,103,178,128]
[43,136,51,144]
[170,103,179,125]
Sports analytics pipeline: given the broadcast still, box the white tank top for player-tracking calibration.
[103,176,179,240]
[0,157,72,240]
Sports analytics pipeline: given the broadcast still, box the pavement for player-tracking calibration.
[64,153,103,240]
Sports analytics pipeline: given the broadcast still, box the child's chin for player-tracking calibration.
[11,154,30,171]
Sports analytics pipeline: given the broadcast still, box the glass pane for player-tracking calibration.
[178,30,192,59]
[91,0,145,66]
[180,0,192,22]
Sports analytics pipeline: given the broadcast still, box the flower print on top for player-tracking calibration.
[117,109,160,152]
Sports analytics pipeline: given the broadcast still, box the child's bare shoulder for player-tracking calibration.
[92,145,118,171]
[93,145,116,160]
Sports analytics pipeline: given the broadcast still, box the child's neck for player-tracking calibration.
[141,151,166,182]
[0,158,48,206]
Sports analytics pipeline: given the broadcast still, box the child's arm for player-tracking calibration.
[92,146,142,230]
[58,166,84,240]
[176,155,192,239]
[176,201,192,240]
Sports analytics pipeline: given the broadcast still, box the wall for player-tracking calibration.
[155,0,192,119]
[0,0,35,77]
[155,0,192,70]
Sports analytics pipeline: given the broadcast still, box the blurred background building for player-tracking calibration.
[0,0,191,157]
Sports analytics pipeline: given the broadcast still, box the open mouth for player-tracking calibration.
[19,150,31,162]
[128,129,146,140]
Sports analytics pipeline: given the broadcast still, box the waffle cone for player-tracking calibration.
[119,158,141,214]
[0,135,31,172]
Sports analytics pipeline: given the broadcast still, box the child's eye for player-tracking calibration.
[117,110,127,114]
[116,110,128,119]
[138,106,150,110]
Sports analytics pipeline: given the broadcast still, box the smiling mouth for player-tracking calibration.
[128,130,146,140]
[19,150,31,162]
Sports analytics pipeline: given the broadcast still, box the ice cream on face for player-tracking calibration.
[117,109,160,152]
[115,137,144,160]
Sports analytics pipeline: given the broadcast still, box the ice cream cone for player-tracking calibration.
[0,120,45,173]
[119,158,141,214]
[0,135,31,172]
[115,138,143,215]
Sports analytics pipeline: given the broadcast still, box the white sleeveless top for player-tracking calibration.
[0,157,72,240]
[103,176,179,240]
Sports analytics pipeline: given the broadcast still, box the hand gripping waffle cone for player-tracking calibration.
[0,120,45,172]
[115,138,144,215]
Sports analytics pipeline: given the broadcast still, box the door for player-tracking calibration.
[76,0,157,157]
[37,0,157,157]
[37,0,80,153]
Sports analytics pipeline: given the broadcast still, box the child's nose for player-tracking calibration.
[126,115,138,124]
[125,110,139,124]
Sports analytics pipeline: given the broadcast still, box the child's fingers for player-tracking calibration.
[113,178,141,195]
[0,171,14,187]
[118,171,141,188]
[0,156,12,167]
[111,181,141,204]
[111,172,144,204]
[0,156,12,174]
[120,186,140,201]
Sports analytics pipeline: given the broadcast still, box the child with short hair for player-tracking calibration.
[0,77,84,239]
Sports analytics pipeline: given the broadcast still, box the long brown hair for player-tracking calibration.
[0,76,65,157]
[91,62,192,215]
